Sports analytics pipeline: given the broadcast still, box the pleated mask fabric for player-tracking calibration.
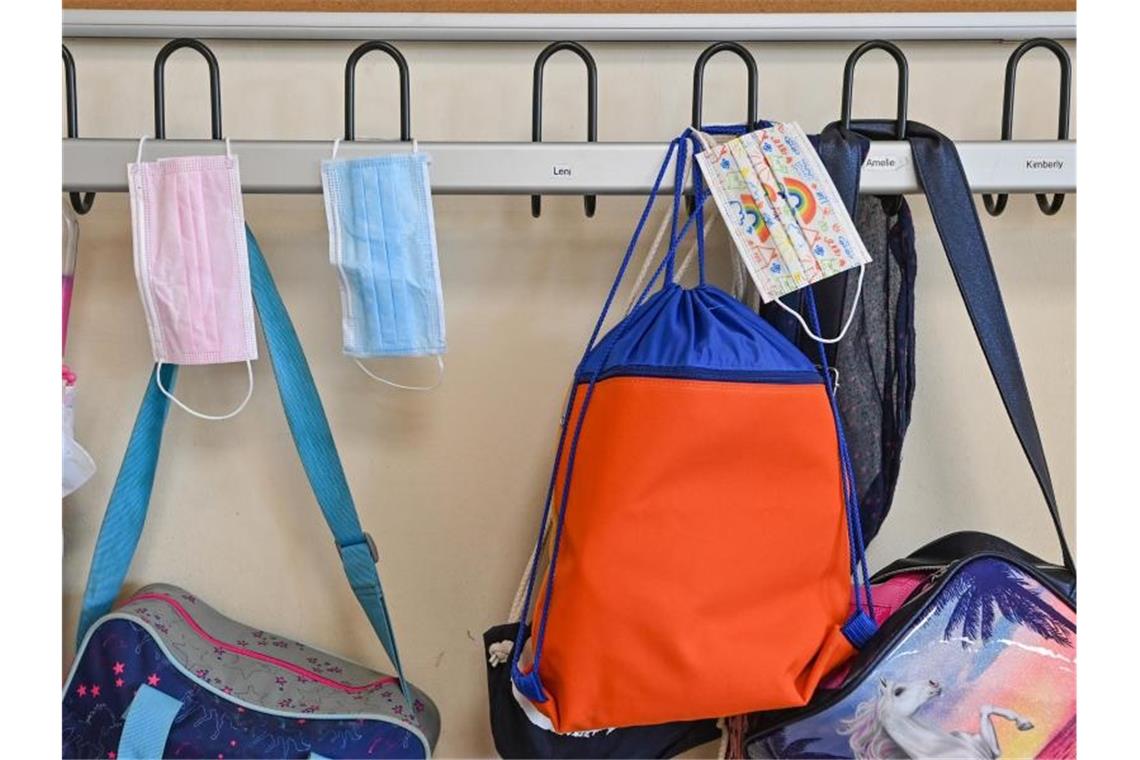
[321,153,446,359]
[128,152,257,366]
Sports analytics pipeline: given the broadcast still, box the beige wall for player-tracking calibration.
[62,38,1075,758]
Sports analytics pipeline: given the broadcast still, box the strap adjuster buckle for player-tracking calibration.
[338,532,379,563]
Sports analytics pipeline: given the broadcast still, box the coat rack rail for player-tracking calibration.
[62,10,1076,42]
[62,138,1076,196]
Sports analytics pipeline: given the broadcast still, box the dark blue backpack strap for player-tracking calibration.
[823,119,1075,579]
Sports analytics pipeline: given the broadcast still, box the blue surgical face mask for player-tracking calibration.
[322,148,446,389]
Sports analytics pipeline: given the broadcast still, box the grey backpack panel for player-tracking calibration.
[117,583,441,749]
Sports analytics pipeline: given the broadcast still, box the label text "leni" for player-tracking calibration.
[1026,159,1064,170]
[553,165,572,177]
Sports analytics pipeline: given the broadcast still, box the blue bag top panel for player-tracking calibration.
[576,283,819,382]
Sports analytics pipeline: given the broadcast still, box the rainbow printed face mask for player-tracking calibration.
[321,146,446,390]
[128,138,257,419]
[696,122,871,309]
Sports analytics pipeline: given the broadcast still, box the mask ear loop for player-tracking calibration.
[155,360,255,421]
[354,355,444,391]
[136,135,149,164]
[331,138,341,160]
[773,264,866,344]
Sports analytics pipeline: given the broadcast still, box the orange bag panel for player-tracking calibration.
[524,375,856,731]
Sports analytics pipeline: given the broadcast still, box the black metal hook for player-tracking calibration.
[153,38,223,140]
[689,42,759,213]
[842,40,909,216]
[531,41,598,219]
[63,45,95,215]
[344,41,411,142]
[691,41,759,130]
[982,38,1071,217]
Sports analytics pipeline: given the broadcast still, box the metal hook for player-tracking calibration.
[344,41,411,142]
[531,41,598,219]
[982,38,1071,217]
[841,40,909,216]
[153,38,223,140]
[63,45,95,215]
[691,42,759,131]
[689,42,759,213]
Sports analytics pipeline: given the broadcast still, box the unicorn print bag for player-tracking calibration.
[739,122,1076,759]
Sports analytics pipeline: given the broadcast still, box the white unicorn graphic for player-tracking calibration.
[837,678,1034,759]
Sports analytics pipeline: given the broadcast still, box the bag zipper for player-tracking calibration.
[126,592,398,694]
[576,365,823,385]
[745,551,1075,744]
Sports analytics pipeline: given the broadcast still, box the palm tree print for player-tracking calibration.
[756,731,847,759]
[935,561,1074,646]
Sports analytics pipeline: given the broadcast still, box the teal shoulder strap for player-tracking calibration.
[75,227,411,702]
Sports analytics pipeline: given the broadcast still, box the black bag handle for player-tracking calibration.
[818,120,1075,579]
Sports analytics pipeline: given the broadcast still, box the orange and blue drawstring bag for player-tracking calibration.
[509,129,877,732]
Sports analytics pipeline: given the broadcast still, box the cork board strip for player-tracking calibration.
[63,1,1078,13]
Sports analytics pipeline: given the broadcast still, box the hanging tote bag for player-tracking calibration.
[745,122,917,547]
[509,130,879,733]
[737,121,1076,759]
[64,228,440,759]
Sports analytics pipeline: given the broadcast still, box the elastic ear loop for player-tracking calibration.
[155,360,255,421]
[137,135,233,162]
[773,264,866,344]
[353,355,444,391]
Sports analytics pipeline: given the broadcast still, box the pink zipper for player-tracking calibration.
[127,592,398,694]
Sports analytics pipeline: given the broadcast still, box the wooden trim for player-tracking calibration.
[62,1,1078,14]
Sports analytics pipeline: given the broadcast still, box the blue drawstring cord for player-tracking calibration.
[510,138,685,700]
[804,288,877,646]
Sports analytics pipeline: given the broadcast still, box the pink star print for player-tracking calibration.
[146,673,160,687]
[76,684,87,698]
[112,662,125,675]
[115,678,124,688]
[91,685,101,697]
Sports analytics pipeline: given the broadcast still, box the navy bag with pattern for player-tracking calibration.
[64,229,440,759]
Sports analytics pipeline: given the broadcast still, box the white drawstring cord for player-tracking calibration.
[773,264,866,344]
[155,360,255,421]
[354,354,444,391]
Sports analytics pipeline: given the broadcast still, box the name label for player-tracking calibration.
[862,155,908,171]
[1026,159,1064,170]
[552,164,572,177]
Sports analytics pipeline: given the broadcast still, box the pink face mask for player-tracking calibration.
[129,137,256,420]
